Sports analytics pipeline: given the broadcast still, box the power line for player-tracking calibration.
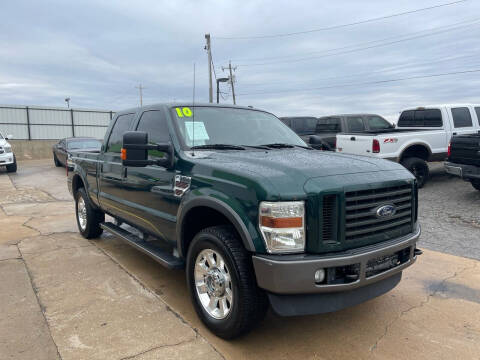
[237,68,480,96]
[232,18,480,67]
[214,0,468,40]
[246,52,480,89]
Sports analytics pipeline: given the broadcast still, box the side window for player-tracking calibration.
[106,113,135,153]
[280,118,291,128]
[347,117,365,132]
[398,109,442,127]
[136,110,170,158]
[316,117,341,133]
[475,107,480,125]
[451,107,473,128]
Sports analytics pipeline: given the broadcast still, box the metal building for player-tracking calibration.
[0,105,114,140]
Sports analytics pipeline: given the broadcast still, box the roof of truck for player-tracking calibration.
[115,103,266,116]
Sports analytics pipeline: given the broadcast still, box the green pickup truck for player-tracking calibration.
[68,103,421,339]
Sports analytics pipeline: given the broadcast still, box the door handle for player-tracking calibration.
[350,136,356,141]
[453,132,457,135]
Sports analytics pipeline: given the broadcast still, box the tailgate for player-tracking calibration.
[336,134,373,156]
[449,134,480,166]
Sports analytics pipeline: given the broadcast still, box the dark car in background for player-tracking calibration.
[53,137,102,168]
[281,114,394,150]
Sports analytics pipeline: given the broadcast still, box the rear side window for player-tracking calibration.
[398,109,442,127]
[346,117,365,132]
[451,107,473,128]
[365,115,392,130]
[106,113,135,153]
[136,110,170,158]
[292,117,318,134]
[279,118,291,128]
[316,117,341,133]
[475,107,480,125]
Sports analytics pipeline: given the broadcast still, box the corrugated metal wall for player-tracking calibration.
[0,105,114,140]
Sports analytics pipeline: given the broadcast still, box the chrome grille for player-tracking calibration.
[345,184,413,241]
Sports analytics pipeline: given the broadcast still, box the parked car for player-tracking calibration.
[281,114,394,150]
[336,105,480,187]
[53,137,102,169]
[445,133,480,190]
[69,103,421,339]
[0,131,17,173]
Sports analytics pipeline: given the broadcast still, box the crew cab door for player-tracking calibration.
[98,113,136,217]
[447,106,479,140]
[122,109,179,243]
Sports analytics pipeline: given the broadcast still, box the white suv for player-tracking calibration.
[0,132,17,173]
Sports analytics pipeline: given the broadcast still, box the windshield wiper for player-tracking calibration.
[260,143,312,149]
[190,144,246,150]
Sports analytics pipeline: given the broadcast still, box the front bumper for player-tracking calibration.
[252,224,420,295]
[0,152,14,165]
[445,161,480,180]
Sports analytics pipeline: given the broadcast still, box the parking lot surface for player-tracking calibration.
[0,160,479,360]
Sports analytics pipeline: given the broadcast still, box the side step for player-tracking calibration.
[100,222,184,269]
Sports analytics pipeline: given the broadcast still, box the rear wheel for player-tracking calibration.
[186,225,268,339]
[471,179,480,191]
[401,157,429,188]
[75,187,104,238]
[6,156,17,173]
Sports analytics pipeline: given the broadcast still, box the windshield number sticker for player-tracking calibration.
[175,107,192,117]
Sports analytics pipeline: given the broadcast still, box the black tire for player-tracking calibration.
[186,225,268,339]
[75,187,104,239]
[53,153,62,167]
[6,156,17,173]
[401,157,429,188]
[471,179,480,191]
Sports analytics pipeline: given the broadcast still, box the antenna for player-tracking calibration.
[191,62,196,156]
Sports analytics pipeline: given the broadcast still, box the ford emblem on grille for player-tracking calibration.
[375,204,396,218]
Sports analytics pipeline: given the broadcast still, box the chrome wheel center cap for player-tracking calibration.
[205,269,225,297]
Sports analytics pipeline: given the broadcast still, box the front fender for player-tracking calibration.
[176,190,265,257]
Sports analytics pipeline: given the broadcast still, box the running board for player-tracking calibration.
[100,222,184,269]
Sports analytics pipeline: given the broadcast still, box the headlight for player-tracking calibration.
[67,153,74,167]
[259,201,305,253]
[4,146,12,153]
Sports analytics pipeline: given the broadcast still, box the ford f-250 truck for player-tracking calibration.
[68,103,421,339]
[336,105,480,187]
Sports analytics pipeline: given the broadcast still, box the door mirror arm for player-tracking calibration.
[122,131,174,169]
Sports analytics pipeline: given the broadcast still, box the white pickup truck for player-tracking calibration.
[0,131,16,173]
[336,105,480,187]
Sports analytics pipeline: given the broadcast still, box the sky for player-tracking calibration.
[1,0,479,121]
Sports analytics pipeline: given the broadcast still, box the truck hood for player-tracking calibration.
[189,149,408,198]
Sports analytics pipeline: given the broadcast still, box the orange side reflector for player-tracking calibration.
[261,216,302,228]
[121,148,127,160]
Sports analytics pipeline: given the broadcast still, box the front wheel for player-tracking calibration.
[6,156,17,173]
[471,179,480,191]
[53,153,62,167]
[401,157,429,188]
[186,225,267,339]
[75,188,104,238]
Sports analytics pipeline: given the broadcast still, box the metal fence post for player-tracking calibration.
[70,109,75,137]
[26,106,31,140]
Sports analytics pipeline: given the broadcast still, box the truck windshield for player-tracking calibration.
[172,106,307,149]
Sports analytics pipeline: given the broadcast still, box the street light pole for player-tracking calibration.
[216,78,229,103]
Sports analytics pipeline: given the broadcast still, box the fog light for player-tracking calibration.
[314,269,325,284]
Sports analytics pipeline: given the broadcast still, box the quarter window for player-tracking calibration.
[136,110,170,158]
[316,117,341,133]
[451,107,473,128]
[106,113,135,153]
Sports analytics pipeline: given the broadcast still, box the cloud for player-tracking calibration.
[0,0,479,117]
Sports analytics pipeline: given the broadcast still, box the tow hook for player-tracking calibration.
[414,248,423,256]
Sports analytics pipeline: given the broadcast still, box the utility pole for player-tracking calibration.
[135,84,144,106]
[205,34,213,103]
[222,61,237,105]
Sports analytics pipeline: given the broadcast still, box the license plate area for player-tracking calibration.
[366,247,410,278]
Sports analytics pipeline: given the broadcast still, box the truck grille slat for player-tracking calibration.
[344,184,413,242]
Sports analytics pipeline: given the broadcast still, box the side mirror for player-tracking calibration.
[121,131,173,168]
[309,135,332,151]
